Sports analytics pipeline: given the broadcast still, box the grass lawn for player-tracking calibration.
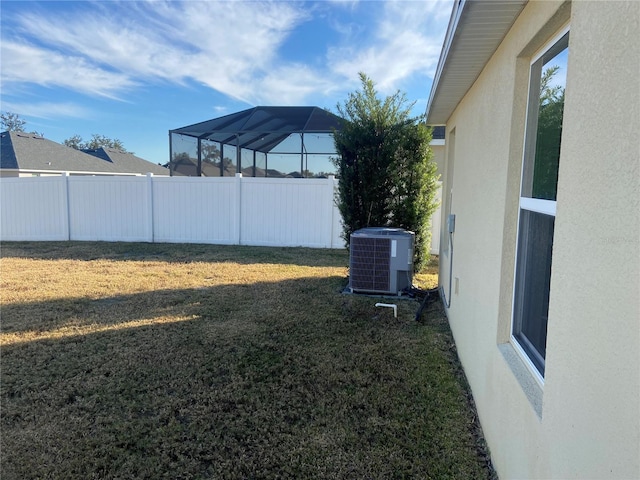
[1,242,493,479]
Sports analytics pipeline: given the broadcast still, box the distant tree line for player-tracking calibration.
[1,111,130,153]
[1,111,43,137]
[63,134,131,153]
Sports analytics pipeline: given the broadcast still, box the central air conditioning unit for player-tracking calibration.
[348,227,414,295]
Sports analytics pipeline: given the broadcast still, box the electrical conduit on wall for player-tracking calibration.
[441,213,455,308]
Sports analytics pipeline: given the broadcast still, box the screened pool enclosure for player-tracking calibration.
[169,106,345,178]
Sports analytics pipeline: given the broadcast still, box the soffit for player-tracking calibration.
[426,0,528,124]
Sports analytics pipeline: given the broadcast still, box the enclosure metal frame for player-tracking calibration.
[169,106,345,178]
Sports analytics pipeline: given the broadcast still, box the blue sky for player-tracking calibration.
[1,0,453,165]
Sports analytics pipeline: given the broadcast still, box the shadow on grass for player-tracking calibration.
[1,266,494,479]
[0,241,349,267]
[0,278,346,338]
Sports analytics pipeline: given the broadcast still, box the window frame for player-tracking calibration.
[511,25,570,385]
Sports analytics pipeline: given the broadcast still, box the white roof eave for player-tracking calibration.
[426,0,528,125]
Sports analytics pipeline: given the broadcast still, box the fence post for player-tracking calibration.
[62,172,71,241]
[327,175,335,248]
[146,173,154,243]
[235,173,242,245]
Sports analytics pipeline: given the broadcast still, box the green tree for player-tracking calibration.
[64,133,130,153]
[63,134,84,150]
[1,111,26,132]
[1,111,44,136]
[332,73,440,270]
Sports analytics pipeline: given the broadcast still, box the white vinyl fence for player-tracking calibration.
[1,174,440,252]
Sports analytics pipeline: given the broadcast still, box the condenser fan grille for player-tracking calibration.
[349,237,391,293]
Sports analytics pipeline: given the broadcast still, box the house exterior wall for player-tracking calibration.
[438,1,639,479]
[430,142,446,176]
[429,142,445,256]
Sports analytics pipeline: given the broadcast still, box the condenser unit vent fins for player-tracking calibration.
[350,236,391,293]
[348,227,415,296]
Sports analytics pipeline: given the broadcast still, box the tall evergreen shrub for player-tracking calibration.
[333,73,439,271]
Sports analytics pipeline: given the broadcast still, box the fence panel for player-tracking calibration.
[0,176,69,241]
[240,177,334,248]
[1,175,440,254]
[68,176,150,242]
[152,176,239,244]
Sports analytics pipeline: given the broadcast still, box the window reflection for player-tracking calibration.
[523,33,569,201]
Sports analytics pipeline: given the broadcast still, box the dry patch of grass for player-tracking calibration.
[413,255,439,290]
[1,242,492,479]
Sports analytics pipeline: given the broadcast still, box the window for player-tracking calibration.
[512,29,569,379]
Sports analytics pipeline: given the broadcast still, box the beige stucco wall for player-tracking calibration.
[430,141,446,177]
[438,1,639,478]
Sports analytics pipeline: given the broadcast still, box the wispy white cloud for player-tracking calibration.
[0,41,138,99]
[1,0,452,106]
[256,63,341,105]
[324,0,360,11]
[0,99,92,120]
[1,1,309,103]
[328,0,452,93]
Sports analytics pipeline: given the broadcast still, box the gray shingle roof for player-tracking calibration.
[1,131,168,175]
[82,147,169,175]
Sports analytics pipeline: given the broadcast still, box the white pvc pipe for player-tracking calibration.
[375,303,397,318]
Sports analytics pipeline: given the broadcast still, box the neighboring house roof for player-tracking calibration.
[82,147,169,175]
[171,106,345,154]
[0,131,167,175]
[1,131,120,174]
[426,0,528,124]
